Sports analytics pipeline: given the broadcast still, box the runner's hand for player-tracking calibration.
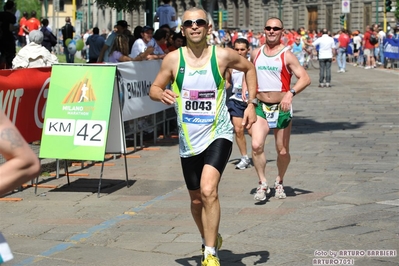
[242,104,257,129]
[161,89,178,105]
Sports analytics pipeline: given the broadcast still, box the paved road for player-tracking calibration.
[1,63,398,266]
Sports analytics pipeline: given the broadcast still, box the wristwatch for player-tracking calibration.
[289,88,296,96]
[248,98,258,106]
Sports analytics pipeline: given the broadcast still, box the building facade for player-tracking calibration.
[43,0,397,35]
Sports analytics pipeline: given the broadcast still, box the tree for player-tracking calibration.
[395,0,399,20]
[15,0,41,18]
[96,0,146,12]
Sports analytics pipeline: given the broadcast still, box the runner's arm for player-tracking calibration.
[0,112,41,196]
[149,52,178,105]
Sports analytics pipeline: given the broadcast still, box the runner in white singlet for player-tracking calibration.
[250,17,311,202]
[149,7,258,266]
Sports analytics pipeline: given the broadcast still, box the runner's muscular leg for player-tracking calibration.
[188,189,204,238]
[200,164,221,247]
[232,116,247,156]
[273,122,292,183]
[251,116,270,184]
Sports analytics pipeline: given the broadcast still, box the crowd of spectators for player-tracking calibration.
[1,0,398,69]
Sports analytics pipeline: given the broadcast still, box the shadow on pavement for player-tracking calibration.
[292,115,365,134]
[48,178,135,193]
[175,250,269,265]
[250,186,313,205]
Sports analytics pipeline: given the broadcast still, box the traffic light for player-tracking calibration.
[340,14,345,26]
[385,0,392,12]
[213,11,218,21]
[222,10,228,21]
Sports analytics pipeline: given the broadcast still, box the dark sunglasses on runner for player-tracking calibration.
[265,26,283,31]
[182,19,207,27]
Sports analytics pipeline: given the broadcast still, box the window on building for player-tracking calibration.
[346,13,351,31]
[326,5,333,32]
[244,1,249,28]
[59,0,65,12]
[363,3,372,29]
[293,7,299,30]
[307,6,317,32]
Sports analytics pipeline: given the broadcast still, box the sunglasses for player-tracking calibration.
[265,26,283,31]
[182,19,207,27]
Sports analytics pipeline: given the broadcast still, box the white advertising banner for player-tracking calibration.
[342,0,350,13]
[113,61,173,121]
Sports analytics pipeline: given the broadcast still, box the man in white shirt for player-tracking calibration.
[130,26,163,60]
[310,28,335,88]
[377,26,386,66]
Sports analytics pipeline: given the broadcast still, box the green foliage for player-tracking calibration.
[15,0,41,18]
[96,0,146,12]
[395,0,399,20]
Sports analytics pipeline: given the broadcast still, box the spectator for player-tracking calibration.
[108,34,154,63]
[167,32,184,52]
[40,18,57,52]
[12,30,58,69]
[82,29,91,60]
[158,24,171,52]
[23,10,40,41]
[337,28,350,72]
[362,25,376,69]
[0,1,17,69]
[376,24,386,66]
[154,0,176,29]
[17,11,28,47]
[86,27,105,63]
[310,28,335,88]
[61,17,75,63]
[149,29,168,58]
[352,30,363,67]
[97,20,128,62]
[130,25,161,60]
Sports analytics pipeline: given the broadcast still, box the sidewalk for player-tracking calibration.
[1,62,398,266]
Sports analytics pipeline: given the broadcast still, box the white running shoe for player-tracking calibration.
[236,157,251,170]
[254,182,270,201]
[274,181,287,199]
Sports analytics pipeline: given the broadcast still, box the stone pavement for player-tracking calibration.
[1,63,398,266]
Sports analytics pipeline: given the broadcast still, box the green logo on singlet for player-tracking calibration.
[188,70,207,76]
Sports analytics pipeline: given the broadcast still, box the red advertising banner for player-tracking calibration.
[0,67,51,143]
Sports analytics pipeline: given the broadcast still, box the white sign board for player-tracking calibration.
[342,0,350,13]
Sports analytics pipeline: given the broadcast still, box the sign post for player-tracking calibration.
[40,64,129,196]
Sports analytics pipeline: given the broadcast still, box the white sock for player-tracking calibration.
[242,155,249,159]
[204,246,216,256]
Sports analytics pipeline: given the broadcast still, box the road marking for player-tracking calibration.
[14,186,185,265]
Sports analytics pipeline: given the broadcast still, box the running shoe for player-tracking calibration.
[201,233,223,260]
[274,181,287,199]
[254,182,270,201]
[202,253,220,266]
[236,157,251,170]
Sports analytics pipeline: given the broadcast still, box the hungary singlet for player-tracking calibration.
[171,46,233,158]
[253,45,292,92]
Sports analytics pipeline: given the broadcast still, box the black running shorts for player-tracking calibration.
[181,138,232,190]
